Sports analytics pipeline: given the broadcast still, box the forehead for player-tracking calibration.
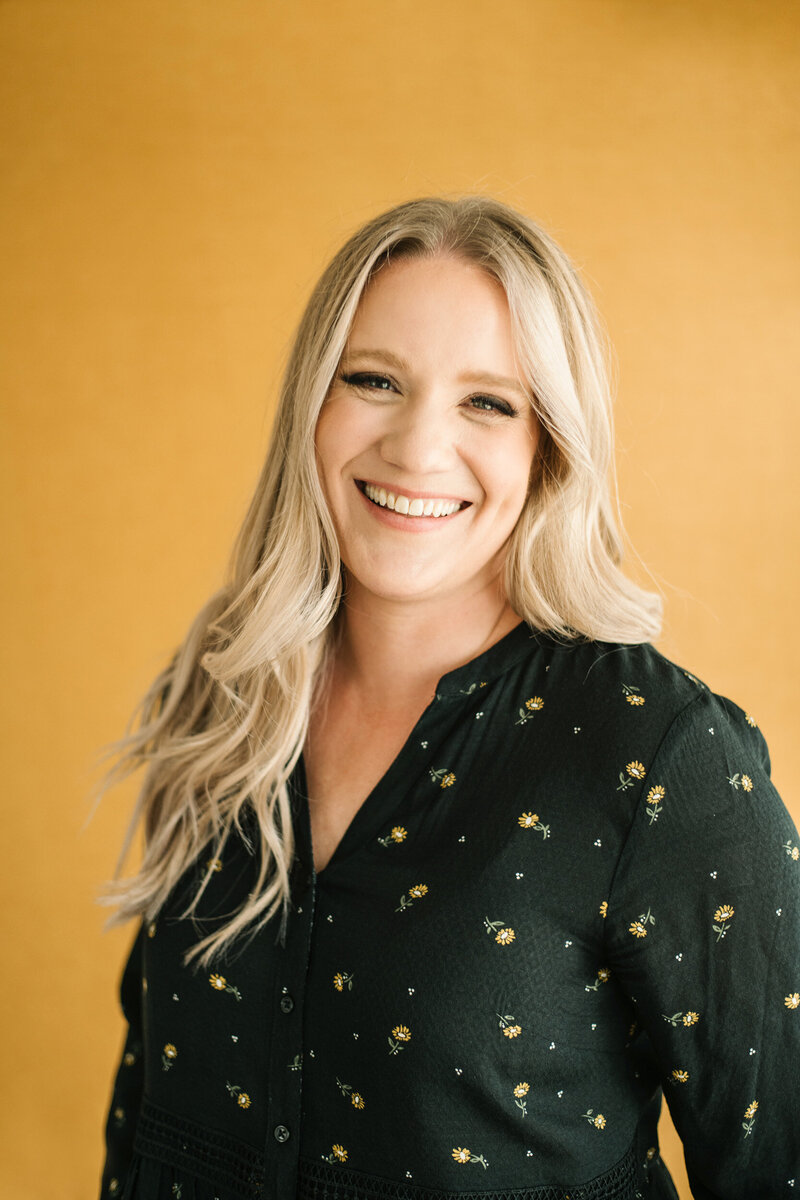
[347,253,521,377]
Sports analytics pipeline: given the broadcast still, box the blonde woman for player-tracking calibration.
[99,198,799,1200]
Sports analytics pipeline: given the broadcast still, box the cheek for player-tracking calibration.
[484,437,538,515]
[314,396,380,486]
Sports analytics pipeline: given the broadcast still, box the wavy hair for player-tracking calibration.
[99,196,661,964]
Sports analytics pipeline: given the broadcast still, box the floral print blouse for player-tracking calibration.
[100,623,800,1200]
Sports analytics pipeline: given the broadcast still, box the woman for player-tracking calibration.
[99,197,799,1199]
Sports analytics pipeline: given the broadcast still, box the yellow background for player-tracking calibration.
[2,2,798,1196]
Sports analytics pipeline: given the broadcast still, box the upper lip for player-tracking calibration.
[357,478,472,506]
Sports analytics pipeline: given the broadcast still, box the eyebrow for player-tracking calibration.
[343,348,530,400]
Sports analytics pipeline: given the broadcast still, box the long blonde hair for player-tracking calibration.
[100,196,661,964]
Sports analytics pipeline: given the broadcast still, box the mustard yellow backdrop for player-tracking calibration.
[1,1,797,1196]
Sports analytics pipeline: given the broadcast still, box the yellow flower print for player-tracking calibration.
[161,1043,178,1071]
[388,1025,411,1054]
[513,1081,530,1116]
[495,927,516,946]
[585,966,611,992]
[599,900,608,918]
[645,784,666,824]
[627,695,645,706]
[516,697,544,725]
[623,685,645,706]
[517,811,550,838]
[497,1012,522,1037]
[123,1051,136,1067]
[485,916,516,943]
[646,1147,656,1162]
[784,841,800,861]
[662,1010,700,1028]
[617,760,646,790]
[209,973,242,1000]
[582,1109,606,1129]
[108,1180,119,1196]
[225,1081,252,1109]
[336,1078,365,1108]
[784,992,800,1009]
[333,971,354,992]
[713,905,735,942]
[430,767,455,787]
[741,775,753,792]
[206,857,223,873]
[396,884,429,911]
[113,1106,124,1124]
[671,1069,690,1083]
[746,713,757,727]
[727,772,754,793]
[321,1144,349,1164]
[628,907,655,939]
[378,825,408,847]
[743,1100,758,1137]
[147,922,157,939]
[451,1146,489,1168]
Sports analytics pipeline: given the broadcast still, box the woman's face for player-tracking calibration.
[315,253,540,611]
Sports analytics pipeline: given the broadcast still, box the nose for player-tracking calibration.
[378,396,459,476]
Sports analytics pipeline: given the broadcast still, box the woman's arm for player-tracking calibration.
[605,688,800,1197]
[99,924,145,1198]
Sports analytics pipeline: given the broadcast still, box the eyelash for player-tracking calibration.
[338,372,518,418]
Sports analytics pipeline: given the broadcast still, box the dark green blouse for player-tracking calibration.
[100,624,800,1199]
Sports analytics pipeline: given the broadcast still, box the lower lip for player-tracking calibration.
[356,484,468,533]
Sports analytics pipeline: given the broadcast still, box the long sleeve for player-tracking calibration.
[605,688,800,1197]
[99,924,145,1199]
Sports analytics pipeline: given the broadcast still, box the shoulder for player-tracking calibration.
[512,630,773,790]
[532,631,756,736]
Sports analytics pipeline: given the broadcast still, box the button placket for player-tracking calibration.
[262,862,316,1197]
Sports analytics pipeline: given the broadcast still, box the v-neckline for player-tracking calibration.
[292,620,539,879]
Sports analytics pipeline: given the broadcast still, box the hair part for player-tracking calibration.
[98,196,661,964]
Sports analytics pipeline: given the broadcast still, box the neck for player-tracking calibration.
[331,578,522,708]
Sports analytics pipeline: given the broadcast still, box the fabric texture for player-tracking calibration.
[100,624,800,1199]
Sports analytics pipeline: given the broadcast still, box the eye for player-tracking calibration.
[339,371,396,392]
[467,394,518,418]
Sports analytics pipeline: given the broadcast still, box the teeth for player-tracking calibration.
[363,483,462,517]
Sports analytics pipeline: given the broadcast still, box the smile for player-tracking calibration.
[359,481,468,518]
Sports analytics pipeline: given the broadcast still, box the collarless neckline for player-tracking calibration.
[433,620,540,699]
